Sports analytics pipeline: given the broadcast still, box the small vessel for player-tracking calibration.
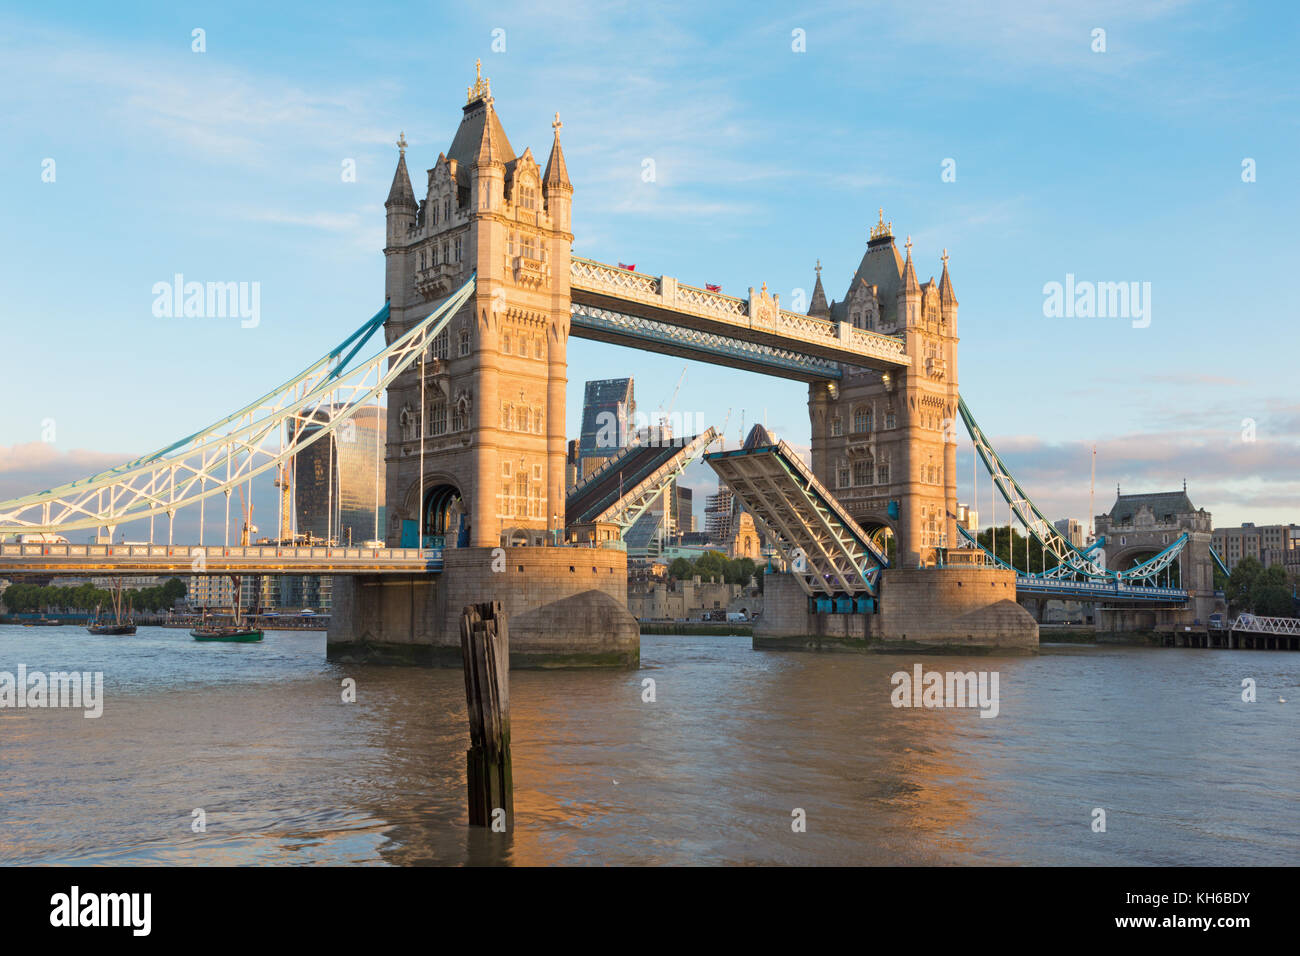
[86,587,137,636]
[191,566,262,643]
[190,626,263,643]
[24,618,63,627]
[88,622,137,635]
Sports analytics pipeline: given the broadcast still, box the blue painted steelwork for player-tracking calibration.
[958,395,1188,585]
[1014,576,1187,603]
[952,521,1189,597]
[1209,545,1231,579]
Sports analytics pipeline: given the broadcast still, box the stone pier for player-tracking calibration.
[327,546,639,668]
[755,566,1038,653]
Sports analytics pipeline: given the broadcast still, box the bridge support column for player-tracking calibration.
[753,566,1037,653]
[327,546,639,667]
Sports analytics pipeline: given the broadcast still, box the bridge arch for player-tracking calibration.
[1107,544,1182,586]
[854,513,897,560]
[422,481,464,540]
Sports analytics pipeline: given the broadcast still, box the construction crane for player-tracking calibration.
[657,366,687,441]
[237,483,257,547]
[274,462,293,544]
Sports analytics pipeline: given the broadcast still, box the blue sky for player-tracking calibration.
[2,0,1298,536]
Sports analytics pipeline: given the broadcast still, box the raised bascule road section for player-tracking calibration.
[705,439,888,605]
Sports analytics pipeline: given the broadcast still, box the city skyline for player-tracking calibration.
[2,1,1298,533]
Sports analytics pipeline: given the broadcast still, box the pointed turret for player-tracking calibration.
[901,237,920,295]
[543,112,573,232]
[938,248,957,306]
[808,260,829,317]
[543,112,571,189]
[386,133,416,209]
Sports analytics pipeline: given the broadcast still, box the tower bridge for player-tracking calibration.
[0,65,1214,661]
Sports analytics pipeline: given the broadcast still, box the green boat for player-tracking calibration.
[191,627,263,642]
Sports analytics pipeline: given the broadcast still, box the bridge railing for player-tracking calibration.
[1014,575,1188,600]
[0,542,443,568]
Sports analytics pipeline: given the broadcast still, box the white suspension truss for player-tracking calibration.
[1231,614,1300,635]
[0,277,477,537]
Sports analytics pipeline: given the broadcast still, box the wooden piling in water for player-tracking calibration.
[459,601,513,828]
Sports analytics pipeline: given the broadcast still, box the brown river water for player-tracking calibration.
[1,624,1296,865]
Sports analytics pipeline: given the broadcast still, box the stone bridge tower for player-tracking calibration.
[1095,487,1219,629]
[807,212,960,568]
[382,63,573,549]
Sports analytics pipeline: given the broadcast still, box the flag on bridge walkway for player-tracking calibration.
[618,262,636,271]
[705,283,722,292]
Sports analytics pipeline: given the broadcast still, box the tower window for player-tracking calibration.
[830,417,842,437]
[458,329,471,356]
[428,400,447,436]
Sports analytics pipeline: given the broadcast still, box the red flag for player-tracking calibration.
[705,283,722,292]
[618,262,636,271]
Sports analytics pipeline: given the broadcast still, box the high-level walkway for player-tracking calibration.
[569,257,908,381]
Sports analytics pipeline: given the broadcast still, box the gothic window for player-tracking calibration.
[534,337,543,360]
[433,330,448,360]
[515,472,529,516]
[458,329,471,356]
[501,482,511,516]
[455,237,463,262]
[399,405,415,441]
[877,464,890,484]
[431,202,438,227]
[502,403,513,430]
[444,197,450,220]
[885,412,897,429]
[519,185,537,210]
[853,460,871,486]
[429,400,447,436]
[419,250,426,270]
[837,461,850,488]
[522,234,537,259]
[830,417,842,437]
[442,242,449,263]
[852,406,869,433]
[503,333,511,355]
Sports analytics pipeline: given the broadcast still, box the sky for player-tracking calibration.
[1,0,1298,540]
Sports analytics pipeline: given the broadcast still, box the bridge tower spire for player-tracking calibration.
[808,216,961,569]
[382,65,574,550]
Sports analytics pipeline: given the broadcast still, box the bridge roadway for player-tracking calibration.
[0,542,444,576]
[1013,574,1188,605]
[568,256,910,379]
